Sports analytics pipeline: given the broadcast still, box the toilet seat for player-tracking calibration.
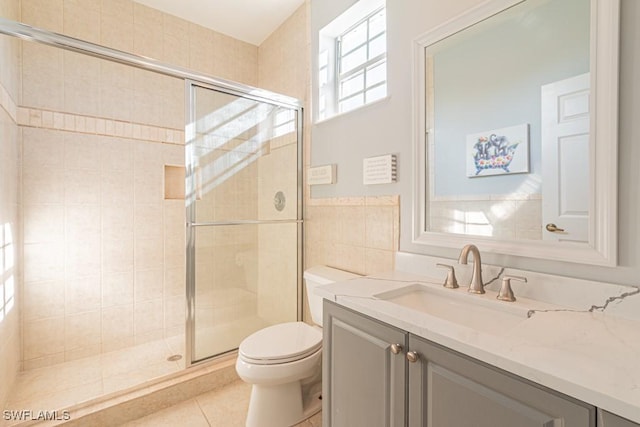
[239,322,322,365]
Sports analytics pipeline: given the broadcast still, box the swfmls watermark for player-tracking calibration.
[3,410,71,422]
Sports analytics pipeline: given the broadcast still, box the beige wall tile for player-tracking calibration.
[63,0,101,43]
[364,205,396,250]
[22,128,65,170]
[135,268,164,302]
[65,204,101,240]
[21,0,63,31]
[162,14,189,68]
[100,61,134,122]
[23,242,64,283]
[135,238,164,270]
[65,275,101,315]
[134,298,164,336]
[63,51,101,116]
[101,0,134,52]
[102,204,134,240]
[303,196,399,278]
[64,169,101,205]
[23,280,65,322]
[23,204,64,244]
[102,304,134,349]
[365,248,395,275]
[65,310,102,351]
[103,271,134,308]
[133,2,163,59]
[102,172,135,206]
[23,316,65,361]
[21,43,64,110]
[103,238,134,273]
[135,204,164,240]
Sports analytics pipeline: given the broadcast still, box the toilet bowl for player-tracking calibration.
[235,266,361,427]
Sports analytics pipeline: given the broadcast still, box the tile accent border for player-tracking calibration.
[17,106,185,145]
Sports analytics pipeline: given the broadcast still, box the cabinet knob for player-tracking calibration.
[406,351,419,363]
[390,343,403,354]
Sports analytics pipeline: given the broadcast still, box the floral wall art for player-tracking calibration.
[466,123,529,177]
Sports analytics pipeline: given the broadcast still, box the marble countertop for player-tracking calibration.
[316,265,640,423]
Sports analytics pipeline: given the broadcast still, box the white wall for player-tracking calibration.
[310,0,640,286]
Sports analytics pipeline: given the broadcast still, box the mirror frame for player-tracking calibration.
[411,0,619,266]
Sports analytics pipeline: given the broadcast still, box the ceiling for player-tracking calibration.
[133,0,305,46]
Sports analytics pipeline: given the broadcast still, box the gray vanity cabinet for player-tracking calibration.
[324,300,600,427]
[599,410,640,427]
[323,300,407,427]
[408,334,595,426]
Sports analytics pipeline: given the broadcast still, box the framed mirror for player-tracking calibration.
[412,0,619,266]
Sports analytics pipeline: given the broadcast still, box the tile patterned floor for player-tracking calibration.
[122,380,322,427]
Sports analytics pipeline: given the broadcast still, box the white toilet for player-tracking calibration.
[236,265,360,427]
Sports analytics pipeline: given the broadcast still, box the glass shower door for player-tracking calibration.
[186,82,302,364]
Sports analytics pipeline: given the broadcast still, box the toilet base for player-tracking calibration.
[245,381,321,427]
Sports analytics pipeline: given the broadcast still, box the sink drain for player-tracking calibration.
[167,354,182,362]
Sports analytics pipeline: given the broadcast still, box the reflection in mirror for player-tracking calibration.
[413,0,619,265]
[427,0,589,241]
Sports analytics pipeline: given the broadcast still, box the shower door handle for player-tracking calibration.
[189,219,303,227]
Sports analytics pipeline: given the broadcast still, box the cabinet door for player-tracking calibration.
[323,301,407,427]
[408,335,595,427]
[599,410,640,427]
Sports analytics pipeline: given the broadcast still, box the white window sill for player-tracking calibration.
[314,95,391,126]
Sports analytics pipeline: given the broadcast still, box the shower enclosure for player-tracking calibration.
[186,83,303,364]
[0,14,303,411]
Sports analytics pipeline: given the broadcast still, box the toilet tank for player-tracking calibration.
[304,266,361,326]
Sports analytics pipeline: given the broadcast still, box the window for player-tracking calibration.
[337,7,387,114]
[317,1,387,121]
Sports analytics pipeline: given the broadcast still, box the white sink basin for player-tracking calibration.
[374,283,530,335]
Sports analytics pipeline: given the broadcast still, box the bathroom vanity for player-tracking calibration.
[317,263,640,427]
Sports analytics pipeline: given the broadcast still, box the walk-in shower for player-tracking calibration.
[0,14,302,414]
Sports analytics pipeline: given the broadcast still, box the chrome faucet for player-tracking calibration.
[458,244,484,294]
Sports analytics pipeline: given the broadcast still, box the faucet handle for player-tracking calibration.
[436,263,459,289]
[497,275,527,302]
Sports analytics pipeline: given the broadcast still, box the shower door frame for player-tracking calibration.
[185,80,304,366]
[0,17,304,368]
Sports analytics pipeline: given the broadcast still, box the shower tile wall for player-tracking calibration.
[0,0,21,408]
[15,0,260,370]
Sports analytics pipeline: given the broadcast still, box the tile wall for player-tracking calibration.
[15,0,260,370]
[0,0,21,409]
[305,196,400,276]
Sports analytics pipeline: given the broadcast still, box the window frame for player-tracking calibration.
[334,6,387,115]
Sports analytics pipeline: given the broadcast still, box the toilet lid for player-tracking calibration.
[239,322,322,365]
